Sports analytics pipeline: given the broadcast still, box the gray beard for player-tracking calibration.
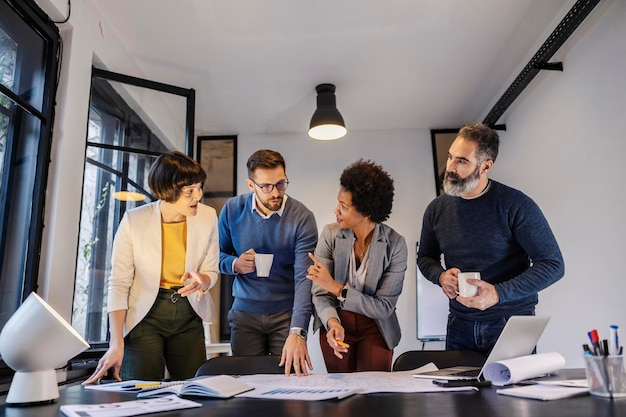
[443,169,480,196]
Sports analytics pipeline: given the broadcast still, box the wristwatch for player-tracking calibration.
[289,327,307,340]
[337,286,348,302]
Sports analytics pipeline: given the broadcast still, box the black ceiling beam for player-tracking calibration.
[482,0,602,127]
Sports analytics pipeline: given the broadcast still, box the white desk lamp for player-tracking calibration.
[0,292,90,405]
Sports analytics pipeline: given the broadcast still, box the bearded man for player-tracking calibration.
[417,123,564,356]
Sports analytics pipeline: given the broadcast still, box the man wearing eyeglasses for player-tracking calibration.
[218,149,318,376]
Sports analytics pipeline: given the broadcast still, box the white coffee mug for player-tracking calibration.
[458,272,481,297]
[254,253,274,278]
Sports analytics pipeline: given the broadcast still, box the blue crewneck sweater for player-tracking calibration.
[418,180,564,321]
[218,193,318,330]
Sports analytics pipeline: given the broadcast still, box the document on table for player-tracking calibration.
[497,384,589,401]
[60,395,201,417]
[535,379,588,388]
[237,365,478,400]
[236,385,363,401]
[83,379,161,393]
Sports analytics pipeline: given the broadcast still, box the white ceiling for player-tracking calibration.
[91,0,571,137]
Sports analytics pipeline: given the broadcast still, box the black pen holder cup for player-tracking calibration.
[583,355,626,398]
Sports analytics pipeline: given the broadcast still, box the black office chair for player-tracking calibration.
[392,350,486,372]
[195,355,290,377]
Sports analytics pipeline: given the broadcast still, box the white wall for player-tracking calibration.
[488,0,626,367]
[35,0,624,371]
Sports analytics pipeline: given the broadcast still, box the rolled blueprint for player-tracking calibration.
[483,352,566,386]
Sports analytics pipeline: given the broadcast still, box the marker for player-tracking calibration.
[609,325,619,356]
[582,343,593,355]
[336,340,350,348]
[602,339,610,357]
[588,329,601,355]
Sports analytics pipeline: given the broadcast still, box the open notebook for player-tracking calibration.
[413,315,551,381]
[136,375,253,399]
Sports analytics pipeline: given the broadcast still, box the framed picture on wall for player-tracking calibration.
[430,128,459,195]
[196,135,237,343]
[196,135,237,212]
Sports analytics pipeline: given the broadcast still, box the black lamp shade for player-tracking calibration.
[308,84,347,140]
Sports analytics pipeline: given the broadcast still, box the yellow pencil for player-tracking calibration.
[134,382,162,388]
[336,340,350,348]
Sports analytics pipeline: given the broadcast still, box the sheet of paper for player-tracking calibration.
[497,384,589,401]
[409,362,439,374]
[60,395,201,417]
[237,366,477,398]
[237,386,362,401]
[83,380,160,393]
[534,379,588,388]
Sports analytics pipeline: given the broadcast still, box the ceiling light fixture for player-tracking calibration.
[308,83,347,140]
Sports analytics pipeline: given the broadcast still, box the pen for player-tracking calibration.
[336,340,350,348]
[609,325,619,356]
[582,343,593,355]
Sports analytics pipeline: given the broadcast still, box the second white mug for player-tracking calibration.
[458,272,481,297]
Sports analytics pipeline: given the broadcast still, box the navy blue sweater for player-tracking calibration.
[418,181,564,321]
[218,194,318,330]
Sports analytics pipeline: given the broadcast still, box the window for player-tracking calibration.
[0,0,61,333]
[72,68,195,345]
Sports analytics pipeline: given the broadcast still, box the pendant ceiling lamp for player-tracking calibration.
[308,83,347,140]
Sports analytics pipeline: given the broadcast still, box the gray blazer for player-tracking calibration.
[312,222,408,350]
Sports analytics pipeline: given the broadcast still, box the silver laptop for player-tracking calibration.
[413,315,550,381]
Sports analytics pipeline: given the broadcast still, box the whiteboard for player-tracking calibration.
[416,247,449,341]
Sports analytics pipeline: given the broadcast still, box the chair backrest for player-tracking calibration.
[195,355,287,376]
[392,350,486,372]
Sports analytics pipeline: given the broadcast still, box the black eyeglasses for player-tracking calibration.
[249,177,289,194]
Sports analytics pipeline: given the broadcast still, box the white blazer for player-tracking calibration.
[107,200,219,336]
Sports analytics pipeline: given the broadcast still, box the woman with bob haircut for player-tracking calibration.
[84,151,219,383]
[307,159,407,372]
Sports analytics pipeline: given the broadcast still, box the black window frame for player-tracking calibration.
[71,67,195,351]
[0,0,61,380]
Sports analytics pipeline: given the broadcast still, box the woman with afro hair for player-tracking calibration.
[307,159,407,372]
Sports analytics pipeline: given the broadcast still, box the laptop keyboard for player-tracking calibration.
[452,369,481,377]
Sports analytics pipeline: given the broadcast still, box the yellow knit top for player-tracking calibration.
[160,219,187,289]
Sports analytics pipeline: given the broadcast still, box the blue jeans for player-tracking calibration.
[446,311,535,357]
